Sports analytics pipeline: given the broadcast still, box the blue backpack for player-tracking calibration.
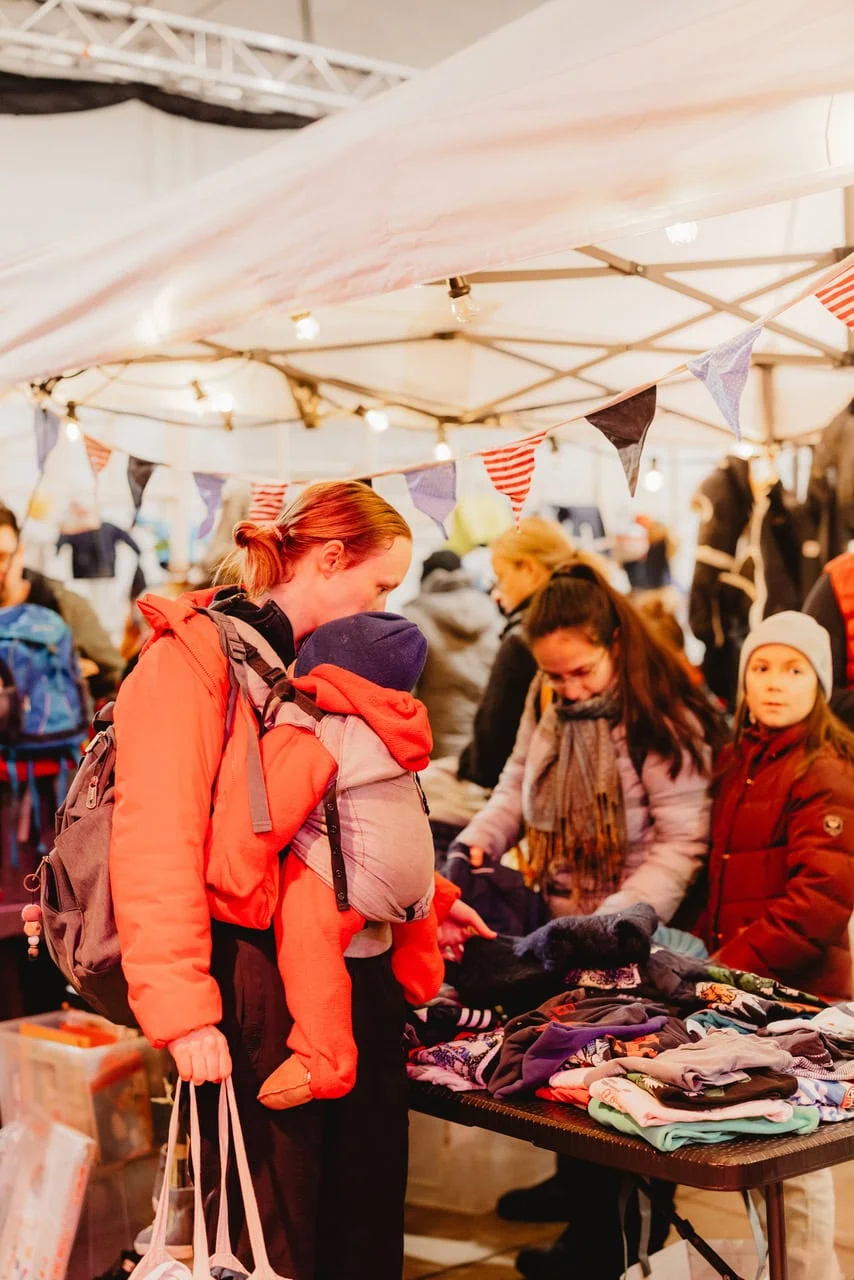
[0,603,88,755]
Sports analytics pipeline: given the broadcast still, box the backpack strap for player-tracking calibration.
[198,610,272,835]
[323,781,349,912]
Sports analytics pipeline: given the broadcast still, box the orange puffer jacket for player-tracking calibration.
[110,590,459,1047]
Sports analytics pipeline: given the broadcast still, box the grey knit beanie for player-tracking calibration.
[738,611,832,700]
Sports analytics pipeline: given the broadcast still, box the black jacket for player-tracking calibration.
[457,601,537,789]
[802,571,854,730]
[689,457,806,708]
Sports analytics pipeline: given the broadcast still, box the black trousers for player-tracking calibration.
[197,921,410,1280]
[555,1155,675,1276]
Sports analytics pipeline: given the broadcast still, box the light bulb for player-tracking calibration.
[448,276,479,325]
[211,391,235,414]
[451,293,479,325]
[643,461,664,493]
[292,311,320,342]
[734,439,757,460]
[64,403,80,442]
[434,440,453,462]
[665,221,698,246]
[365,408,390,433]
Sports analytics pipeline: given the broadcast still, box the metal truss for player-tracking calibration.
[0,0,415,117]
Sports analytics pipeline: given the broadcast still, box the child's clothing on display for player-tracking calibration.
[246,613,442,1109]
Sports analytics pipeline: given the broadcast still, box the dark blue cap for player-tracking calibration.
[294,612,427,692]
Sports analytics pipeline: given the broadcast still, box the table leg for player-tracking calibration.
[765,1181,788,1280]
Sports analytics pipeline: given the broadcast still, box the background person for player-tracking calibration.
[704,611,854,1280]
[457,518,579,791]
[452,562,722,1280]
[403,548,501,759]
[0,502,124,699]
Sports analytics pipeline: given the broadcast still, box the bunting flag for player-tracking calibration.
[405,462,457,534]
[127,456,158,523]
[816,266,854,328]
[481,429,549,524]
[249,482,288,522]
[586,386,658,496]
[83,433,113,476]
[33,405,60,474]
[194,472,226,539]
[687,324,762,440]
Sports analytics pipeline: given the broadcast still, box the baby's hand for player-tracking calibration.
[438,899,497,961]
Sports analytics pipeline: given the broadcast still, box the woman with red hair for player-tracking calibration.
[110,481,491,1280]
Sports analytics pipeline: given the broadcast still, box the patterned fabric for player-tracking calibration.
[523,683,626,913]
[795,1077,854,1122]
[407,1030,504,1091]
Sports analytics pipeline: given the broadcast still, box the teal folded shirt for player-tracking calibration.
[589,1100,819,1152]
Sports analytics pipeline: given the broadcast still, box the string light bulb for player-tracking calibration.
[291,310,320,342]
[734,439,757,460]
[211,391,235,414]
[643,457,664,493]
[433,423,453,462]
[665,221,698,246]
[64,402,80,442]
[448,277,480,325]
[364,407,390,434]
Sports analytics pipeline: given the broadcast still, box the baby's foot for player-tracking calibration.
[258,1057,313,1110]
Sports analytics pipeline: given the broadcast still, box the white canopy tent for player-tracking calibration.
[1,0,854,589]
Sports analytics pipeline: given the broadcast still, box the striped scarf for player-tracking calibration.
[522,681,626,915]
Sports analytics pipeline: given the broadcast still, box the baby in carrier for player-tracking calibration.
[250,612,443,1110]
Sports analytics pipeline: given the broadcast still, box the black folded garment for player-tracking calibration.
[456,904,659,1016]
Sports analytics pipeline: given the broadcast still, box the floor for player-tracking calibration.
[404,1162,854,1279]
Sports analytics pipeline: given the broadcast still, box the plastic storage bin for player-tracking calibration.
[0,1009,166,1164]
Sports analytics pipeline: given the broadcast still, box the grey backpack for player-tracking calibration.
[32,610,345,1026]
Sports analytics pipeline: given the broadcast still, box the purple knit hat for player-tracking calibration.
[294,612,427,693]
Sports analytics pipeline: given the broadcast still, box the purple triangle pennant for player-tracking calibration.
[193,472,226,540]
[34,405,60,474]
[586,387,658,496]
[127,456,158,523]
[687,324,762,440]
[405,462,457,534]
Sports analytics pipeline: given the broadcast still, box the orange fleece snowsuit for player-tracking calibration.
[109,589,459,1050]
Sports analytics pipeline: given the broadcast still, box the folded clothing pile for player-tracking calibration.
[407,908,854,1147]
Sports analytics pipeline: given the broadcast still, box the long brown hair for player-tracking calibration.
[733,688,854,774]
[524,562,725,776]
[222,480,411,597]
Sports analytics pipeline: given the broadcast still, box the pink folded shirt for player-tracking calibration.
[588,1075,795,1127]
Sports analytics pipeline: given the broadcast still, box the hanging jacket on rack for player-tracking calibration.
[806,398,854,548]
[688,456,805,709]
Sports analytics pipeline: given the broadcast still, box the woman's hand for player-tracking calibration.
[168,1025,232,1084]
[438,899,497,962]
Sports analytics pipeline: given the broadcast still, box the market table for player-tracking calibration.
[410,1081,854,1280]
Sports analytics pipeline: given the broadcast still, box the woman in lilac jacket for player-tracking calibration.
[453,563,720,923]
[451,563,723,1280]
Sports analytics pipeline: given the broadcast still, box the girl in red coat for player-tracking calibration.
[708,610,854,999]
[707,610,854,1280]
